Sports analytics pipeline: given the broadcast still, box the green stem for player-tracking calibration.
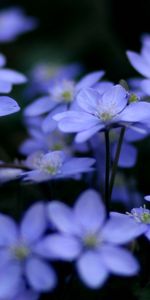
[109,127,125,200]
[104,130,110,216]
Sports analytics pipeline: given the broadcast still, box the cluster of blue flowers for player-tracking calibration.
[1,5,150,300]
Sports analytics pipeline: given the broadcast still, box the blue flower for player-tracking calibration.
[36,190,146,289]
[0,202,57,298]
[0,7,38,43]
[54,84,150,142]
[23,150,95,183]
[24,70,104,133]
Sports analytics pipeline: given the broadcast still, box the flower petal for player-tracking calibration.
[24,97,56,117]
[75,124,104,143]
[47,201,80,234]
[0,81,12,93]
[0,96,20,116]
[61,158,95,176]
[76,251,108,288]
[76,70,105,91]
[0,69,27,84]
[127,50,150,78]
[58,113,99,133]
[118,102,150,123]
[101,213,147,244]
[0,214,18,246]
[74,189,106,233]
[20,202,47,244]
[101,245,139,276]
[77,88,101,114]
[34,234,82,261]
[0,262,21,299]
[25,257,57,292]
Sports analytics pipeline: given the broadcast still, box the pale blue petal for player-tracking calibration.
[61,158,95,175]
[24,97,56,117]
[34,234,82,260]
[75,124,104,143]
[118,102,150,123]
[0,96,20,116]
[0,69,27,84]
[76,70,105,92]
[76,251,108,288]
[127,50,150,77]
[20,202,47,244]
[140,79,150,95]
[0,262,21,299]
[101,245,139,276]
[0,81,12,93]
[25,257,57,291]
[77,88,100,113]
[0,214,18,246]
[58,113,99,132]
[112,143,137,168]
[74,189,106,233]
[101,214,147,244]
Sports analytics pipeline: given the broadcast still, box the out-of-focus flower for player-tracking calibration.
[0,7,38,42]
[23,150,95,183]
[36,190,146,288]
[0,202,57,299]
[54,84,150,143]
[24,70,104,133]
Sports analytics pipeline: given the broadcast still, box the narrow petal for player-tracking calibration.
[0,96,20,116]
[118,102,150,123]
[47,201,80,234]
[25,257,57,292]
[34,234,82,261]
[0,214,18,246]
[24,97,56,117]
[0,262,21,299]
[75,124,104,143]
[76,70,105,91]
[0,81,12,93]
[101,214,147,245]
[76,251,108,288]
[101,245,139,276]
[20,202,47,244]
[58,114,99,133]
[0,69,27,84]
[74,189,106,233]
[127,50,150,78]
[61,158,95,175]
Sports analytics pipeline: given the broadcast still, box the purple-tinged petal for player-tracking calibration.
[75,124,104,143]
[101,214,147,244]
[145,228,150,240]
[24,97,56,117]
[47,201,80,235]
[101,245,139,276]
[76,71,105,92]
[23,170,51,183]
[118,102,150,123]
[140,79,150,95]
[25,257,57,291]
[61,158,95,175]
[144,195,150,202]
[77,88,101,114]
[99,84,128,116]
[0,96,20,116]
[112,143,137,168]
[95,81,114,94]
[0,214,18,246]
[76,251,108,288]
[42,104,67,133]
[0,53,6,67]
[0,262,22,299]
[20,202,47,244]
[0,81,12,93]
[34,234,82,261]
[74,189,106,233]
[127,50,150,78]
[58,113,99,132]
[0,69,27,84]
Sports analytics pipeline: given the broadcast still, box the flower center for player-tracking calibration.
[40,151,63,175]
[50,80,75,103]
[83,234,99,248]
[100,112,113,122]
[127,206,150,224]
[12,245,29,261]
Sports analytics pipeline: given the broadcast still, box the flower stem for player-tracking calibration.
[104,130,110,216]
[109,127,125,200]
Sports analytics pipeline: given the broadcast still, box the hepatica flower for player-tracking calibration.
[0,52,27,116]
[23,150,95,183]
[36,190,146,289]
[54,84,150,143]
[0,7,38,43]
[24,70,104,133]
[0,202,57,299]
